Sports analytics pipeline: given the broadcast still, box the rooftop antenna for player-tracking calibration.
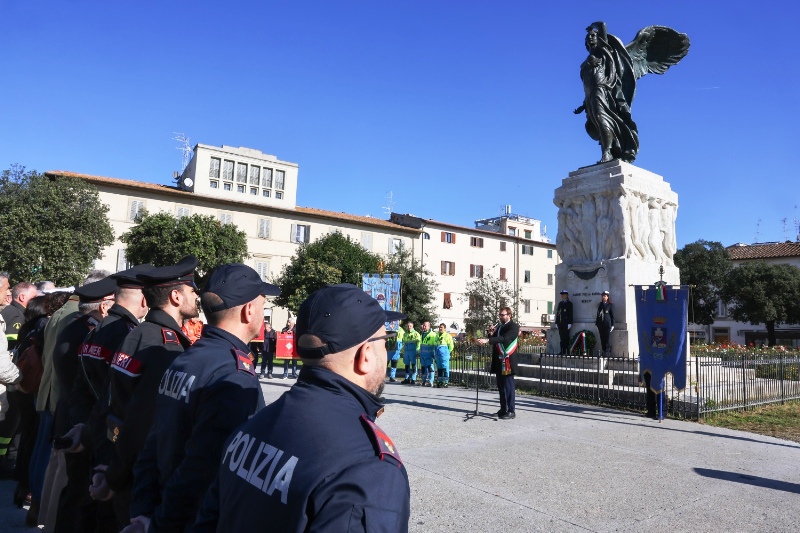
[782,217,788,241]
[754,218,762,243]
[382,191,395,218]
[794,205,800,241]
[173,132,193,174]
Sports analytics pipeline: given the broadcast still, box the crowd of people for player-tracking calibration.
[389,320,455,388]
[0,265,412,532]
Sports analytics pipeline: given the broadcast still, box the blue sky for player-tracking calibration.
[2,1,798,248]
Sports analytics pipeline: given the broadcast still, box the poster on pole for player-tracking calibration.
[362,273,402,331]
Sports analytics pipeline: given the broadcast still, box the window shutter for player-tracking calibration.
[452,262,455,275]
[500,268,506,281]
[291,224,298,242]
[443,293,452,309]
[117,249,128,271]
[441,261,446,275]
[452,233,456,244]
[441,232,446,242]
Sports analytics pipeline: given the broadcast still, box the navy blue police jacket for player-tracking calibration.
[191,365,410,533]
[130,324,265,533]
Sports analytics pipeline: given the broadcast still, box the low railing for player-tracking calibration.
[446,343,800,419]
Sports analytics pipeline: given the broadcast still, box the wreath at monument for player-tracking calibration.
[569,330,596,355]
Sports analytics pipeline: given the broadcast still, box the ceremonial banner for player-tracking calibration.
[635,284,688,392]
[362,273,402,331]
[276,332,298,359]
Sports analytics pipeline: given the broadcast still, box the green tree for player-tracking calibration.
[460,274,518,336]
[121,211,248,286]
[0,165,114,285]
[719,261,800,346]
[674,240,731,325]
[273,232,382,312]
[383,244,437,326]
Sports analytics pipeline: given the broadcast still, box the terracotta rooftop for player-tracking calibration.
[727,242,800,260]
[45,170,419,233]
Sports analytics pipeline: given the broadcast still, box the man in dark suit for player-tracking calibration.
[555,289,573,355]
[477,307,520,420]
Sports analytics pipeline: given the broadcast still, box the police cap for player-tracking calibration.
[296,283,406,359]
[74,275,117,303]
[560,289,569,295]
[203,263,280,312]
[111,263,156,288]
[137,255,199,288]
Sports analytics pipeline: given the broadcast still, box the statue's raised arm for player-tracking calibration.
[575,22,689,164]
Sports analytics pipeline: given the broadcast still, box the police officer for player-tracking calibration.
[400,321,421,384]
[595,290,615,356]
[192,283,410,533]
[88,256,198,530]
[555,289,573,355]
[53,275,117,533]
[126,263,279,533]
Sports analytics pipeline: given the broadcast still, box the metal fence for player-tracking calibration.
[447,342,800,419]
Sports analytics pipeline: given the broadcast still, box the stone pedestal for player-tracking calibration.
[546,161,681,357]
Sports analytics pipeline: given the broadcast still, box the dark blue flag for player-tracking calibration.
[635,285,689,392]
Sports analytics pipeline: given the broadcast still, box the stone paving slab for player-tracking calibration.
[2,377,798,532]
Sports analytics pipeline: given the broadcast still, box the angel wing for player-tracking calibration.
[626,26,690,80]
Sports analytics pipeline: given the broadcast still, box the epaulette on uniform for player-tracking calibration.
[232,348,255,376]
[162,328,180,345]
[360,414,402,466]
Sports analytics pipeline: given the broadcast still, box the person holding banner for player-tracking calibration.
[477,307,519,420]
[595,290,615,356]
[281,318,298,379]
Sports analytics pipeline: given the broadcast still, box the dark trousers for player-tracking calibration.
[598,325,611,354]
[558,326,570,355]
[643,372,664,417]
[496,373,515,414]
[283,359,297,376]
[55,450,117,533]
[13,391,38,489]
[260,352,274,375]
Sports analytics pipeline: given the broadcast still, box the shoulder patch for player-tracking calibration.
[232,348,255,376]
[360,414,402,466]
[162,328,180,345]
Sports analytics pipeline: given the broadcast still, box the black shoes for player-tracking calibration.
[499,412,516,420]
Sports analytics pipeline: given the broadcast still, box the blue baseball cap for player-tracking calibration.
[296,283,406,359]
[203,263,281,312]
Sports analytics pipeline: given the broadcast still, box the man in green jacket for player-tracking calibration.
[400,322,421,385]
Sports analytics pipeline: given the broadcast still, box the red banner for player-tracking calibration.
[276,332,298,359]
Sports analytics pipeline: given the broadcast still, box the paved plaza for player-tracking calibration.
[2,378,798,532]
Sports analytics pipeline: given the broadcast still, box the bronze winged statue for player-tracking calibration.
[574,22,690,164]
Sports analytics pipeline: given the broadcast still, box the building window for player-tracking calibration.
[441,261,455,276]
[500,242,507,252]
[249,187,258,195]
[547,301,553,314]
[275,170,285,190]
[210,180,219,189]
[547,273,553,285]
[443,293,452,309]
[389,238,402,255]
[523,299,531,313]
[524,230,532,239]
[441,232,455,244]
[470,264,484,278]
[116,249,129,272]
[236,163,248,183]
[262,168,273,188]
[422,232,430,240]
[249,166,260,185]
[237,184,245,193]
[255,261,270,282]
[469,295,484,311]
[470,237,484,248]
[176,206,191,218]
[262,189,271,197]
[499,267,507,281]
[222,160,234,181]
[291,224,310,244]
[547,249,553,259]
[713,328,730,343]
[223,182,232,191]
[218,212,232,224]
[276,191,283,200]
[524,270,531,283]
[209,157,221,179]
[715,300,728,318]
[128,199,145,222]
[361,232,373,251]
[508,227,516,237]
[257,218,271,239]
[521,245,534,256]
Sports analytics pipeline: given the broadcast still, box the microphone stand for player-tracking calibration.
[464,344,498,422]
